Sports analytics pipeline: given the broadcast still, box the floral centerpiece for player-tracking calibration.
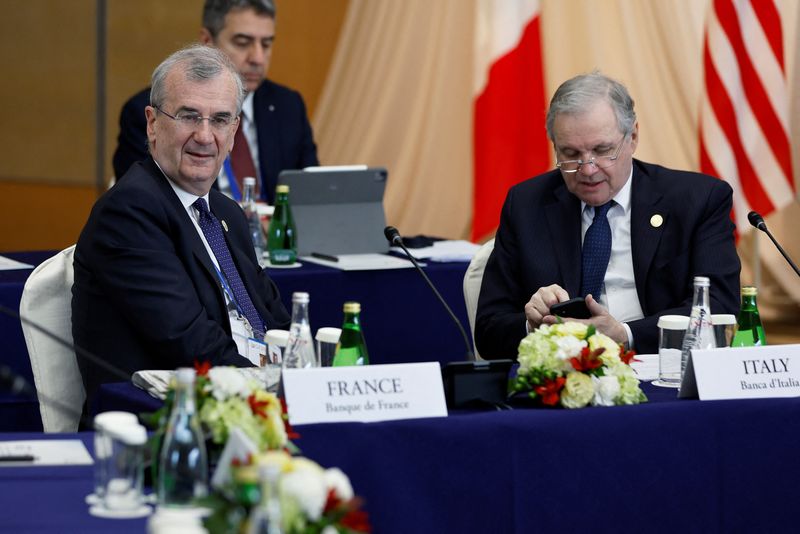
[204,451,370,533]
[511,322,647,408]
[144,362,297,454]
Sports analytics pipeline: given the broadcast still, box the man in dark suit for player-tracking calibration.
[73,45,290,406]
[112,0,318,204]
[475,72,740,358]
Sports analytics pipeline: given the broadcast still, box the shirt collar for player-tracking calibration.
[241,91,255,124]
[153,159,210,210]
[580,165,634,214]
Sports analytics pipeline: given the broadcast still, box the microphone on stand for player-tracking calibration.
[748,211,800,277]
[384,226,474,360]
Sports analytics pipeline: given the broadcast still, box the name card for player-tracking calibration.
[282,362,448,425]
[683,344,800,400]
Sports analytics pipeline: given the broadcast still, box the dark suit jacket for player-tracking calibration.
[475,159,741,358]
[72,158,291,405]
[112,79,319,204]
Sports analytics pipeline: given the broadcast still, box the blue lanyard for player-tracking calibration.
[213,263,247,320]
[223,158,242,202]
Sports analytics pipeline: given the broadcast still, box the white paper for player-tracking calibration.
[0,439,93,466]
[0,255,34,271]
[301,253,418,271]
[629,353,658,381]
[282,363,448,425]
[390,240,481,262]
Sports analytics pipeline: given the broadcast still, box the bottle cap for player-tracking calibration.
[243,177,256,186]
[657,315,690,330]
[264,329,290,347]
[343,302,361,313]
[292,291,309,303]
[742,286,758,296]
[315,327,342,344]
[693,276,710,286]
[176,367,196,384]
[711,314,736,326]
[276,185,290,193]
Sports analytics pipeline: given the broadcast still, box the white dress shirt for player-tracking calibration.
[580,168,644,346]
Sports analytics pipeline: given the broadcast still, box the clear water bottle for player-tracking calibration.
[680,276,716,378]
[247,464,283,534]
[731,285,767,347]
[242,176,265,261]
[267,185,296,265]
[333,302,369,366]
[157,368,208,506]
[282,292,317,370]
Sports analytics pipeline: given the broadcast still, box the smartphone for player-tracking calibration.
[549,297,591,319]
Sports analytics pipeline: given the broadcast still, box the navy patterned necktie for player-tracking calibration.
[580,201,613,298]
[193,198,264,336]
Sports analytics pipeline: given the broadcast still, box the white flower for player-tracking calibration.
[592,375,620,407]
[553,335,587,360]
[206,367,251,400]
[324,467,354,501]
[560,372,593,409]
[282,467,328,520]
[553,321,589,339]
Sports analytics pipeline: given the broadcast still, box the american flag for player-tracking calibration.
[699,0,794,230]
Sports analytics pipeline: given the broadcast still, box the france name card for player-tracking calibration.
[282,363,448,425]
[691,344,800,400]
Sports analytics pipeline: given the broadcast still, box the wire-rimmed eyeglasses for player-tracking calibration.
[555,134,628,173]
[153,106,238,131]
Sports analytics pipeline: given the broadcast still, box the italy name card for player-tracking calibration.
[690,344,800,400]
[282,362,448,425]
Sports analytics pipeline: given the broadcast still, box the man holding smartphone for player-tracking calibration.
[475,72,740,358]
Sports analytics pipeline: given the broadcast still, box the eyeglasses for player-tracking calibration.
[555,135,628,173]
[153,106,237,131]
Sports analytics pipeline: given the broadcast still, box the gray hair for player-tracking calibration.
[545,72,636,141]
[202,0,276,38]
[150,44,245,115]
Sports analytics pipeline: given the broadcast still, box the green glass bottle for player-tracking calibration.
[731,286,767,347]
[332,302,369,366]
[267,185,296,265]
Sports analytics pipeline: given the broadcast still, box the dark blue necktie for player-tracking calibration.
[580,201,613,298]
[193,198,265,337]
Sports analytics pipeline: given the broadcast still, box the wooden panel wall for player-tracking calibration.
[0,0,348,252]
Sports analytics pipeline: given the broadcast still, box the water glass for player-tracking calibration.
[711,314,736,348]
[316,327,342,367]
[91,411,139,504]
[103,422,147,511]
[654,315,689,388]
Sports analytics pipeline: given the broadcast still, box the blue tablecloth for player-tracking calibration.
[0,251,471,431]
[2,383,800,533]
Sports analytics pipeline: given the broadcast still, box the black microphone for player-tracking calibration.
[384,226,474,360]
[748,210,800,277]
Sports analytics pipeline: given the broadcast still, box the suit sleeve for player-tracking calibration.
[475,188,529,359]
[628,178,740,352]
[85,188,251,369]
[112,95,149,179]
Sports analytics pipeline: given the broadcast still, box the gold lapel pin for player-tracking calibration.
[650,214,663,228]
[221,220,229,232]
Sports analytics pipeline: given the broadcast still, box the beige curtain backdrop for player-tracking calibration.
[313,0,800,317]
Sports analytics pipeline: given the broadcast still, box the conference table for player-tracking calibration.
[0,250,473,432]
[2,382,799,533]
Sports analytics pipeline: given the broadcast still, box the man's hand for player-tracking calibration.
[566,295,628,344]
[525,284,570,331]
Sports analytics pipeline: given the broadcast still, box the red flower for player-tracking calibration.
[194,360,211,376]
[534,377,566,406]
[569,347,604,372]
[619,347,638,366]
[340,509,371,532]
[248,394,271,419]
[280,398,300,440]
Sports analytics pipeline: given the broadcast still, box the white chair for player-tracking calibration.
[19,245,85,432]
[462,238,495,360]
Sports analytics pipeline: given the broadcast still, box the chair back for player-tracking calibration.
[19,245,85,432]
[462,238,495,360]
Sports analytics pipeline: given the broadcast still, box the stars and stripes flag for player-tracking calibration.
[699,0,794,231]
[472,0,551,242]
